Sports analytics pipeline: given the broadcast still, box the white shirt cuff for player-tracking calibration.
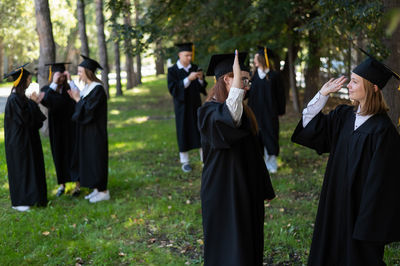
[69,80,79,90]
[183,77,191,88]
[49,82,58,91]
[198,79,204,86]
[226,87,245,125]
[302,91,329,127]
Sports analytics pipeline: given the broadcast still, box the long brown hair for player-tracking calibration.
[206,72,259,135]
[353,78,388,115]
[84,68,103,84]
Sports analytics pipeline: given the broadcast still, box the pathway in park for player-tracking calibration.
[0,86,9,113]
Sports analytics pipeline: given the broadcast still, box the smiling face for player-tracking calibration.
[347,73,366,103]
[77,66,88,83]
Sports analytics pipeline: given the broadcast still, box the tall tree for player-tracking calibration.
[123,0,137,89]
[95,0,110,98]
[155,39,164,75]
[34,0,55,87]
[111,8,122,96]
[382,1,400,130]
[77,0,90,56]
[134,0,142,84]
[34,0,55,136]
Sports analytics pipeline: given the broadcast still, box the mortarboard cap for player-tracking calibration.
[3,63,31,87]
[353,48,400,90]
[175,42,193,52]
[45,62,71,82]
[206,52,248,79]
[78,55,103,73]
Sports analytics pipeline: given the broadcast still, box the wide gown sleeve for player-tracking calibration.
[72,86,106,125]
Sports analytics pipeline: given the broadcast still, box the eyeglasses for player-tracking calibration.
[242,78,251,87]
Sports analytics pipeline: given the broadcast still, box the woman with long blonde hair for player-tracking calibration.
[292,49,400,265]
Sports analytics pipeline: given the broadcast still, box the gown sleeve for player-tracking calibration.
[27,99,46,129]
[72,86,106,125]
[272,71,286,116]
[352,126,400,242]
[198,102,250,150]
[291,105,349,154]
[167,67,185,102]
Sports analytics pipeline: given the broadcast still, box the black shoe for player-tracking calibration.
[181,163,192,173]
[71,187,81,197]
[56,186,65,197]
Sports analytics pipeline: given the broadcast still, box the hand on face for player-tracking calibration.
[63,71,71,81]
[52,72,61,83]
[320,76,347,96]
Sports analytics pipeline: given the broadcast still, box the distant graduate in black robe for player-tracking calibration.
[4,64,47,211]
[167,43,207,172]
[40,62,78,196]
[248,47,285,173]
[199,52,275,265]
[291,49,400,265]
[67,55,109,203]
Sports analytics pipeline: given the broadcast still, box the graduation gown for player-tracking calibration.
[4,93,47,206]
[72,85,108,191]
[167,63,207,152]
[248,70,285,155]
[40,86,77,184]
[291,105,400,266]
[198,101,275,266]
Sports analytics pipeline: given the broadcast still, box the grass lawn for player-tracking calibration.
[0,75,399,265]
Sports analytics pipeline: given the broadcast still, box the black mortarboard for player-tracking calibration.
[45,62,71,82]
[45,62,70,73]
[78,55,103,73]
[3,63,31,87]
[206,52,248,79]
[175,42,193,52]
[353,48,400,90]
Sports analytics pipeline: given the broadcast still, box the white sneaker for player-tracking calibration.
[12,206,30,212]
[89,190,110,203]
[84,189,99,199]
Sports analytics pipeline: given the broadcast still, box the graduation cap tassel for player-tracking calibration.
[264,47,270,69]
[398,117,400,127]
[192,44,195,62]
[48,66,52,83]
[13,68,23,87]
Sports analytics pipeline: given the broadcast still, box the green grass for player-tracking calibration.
[0,75,399,265]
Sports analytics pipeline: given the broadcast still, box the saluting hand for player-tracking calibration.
[320,76,347,96]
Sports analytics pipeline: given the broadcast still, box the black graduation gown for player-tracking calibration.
[167,63,207,152]
[71,85,108,191]
[198,101,275,266]
[291,105,400,266]
[40,86,77,184]
[4,93,47,206]
[248,70,285,156]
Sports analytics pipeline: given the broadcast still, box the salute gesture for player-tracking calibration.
[320,76,347,96]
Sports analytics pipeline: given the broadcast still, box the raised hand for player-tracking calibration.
[63,71,72,81]
[320,76,347,96]
[52,72,61,83]
[232,49,241,89]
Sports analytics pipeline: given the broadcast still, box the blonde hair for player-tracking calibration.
[354,78,388,115]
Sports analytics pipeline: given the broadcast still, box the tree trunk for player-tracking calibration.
[34,0,56,136]
[288,42,300,113]
[282,43,300,106]
[77,0,89,56]
[155,39,164,75]
[134,0,142,84]
[303,30,321,107]
[64,26,79,62]
[382,0,400,130]
[124,0,136,89]
[112,10,122,96]
[0,38,3,81]
[95,0,109,98]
